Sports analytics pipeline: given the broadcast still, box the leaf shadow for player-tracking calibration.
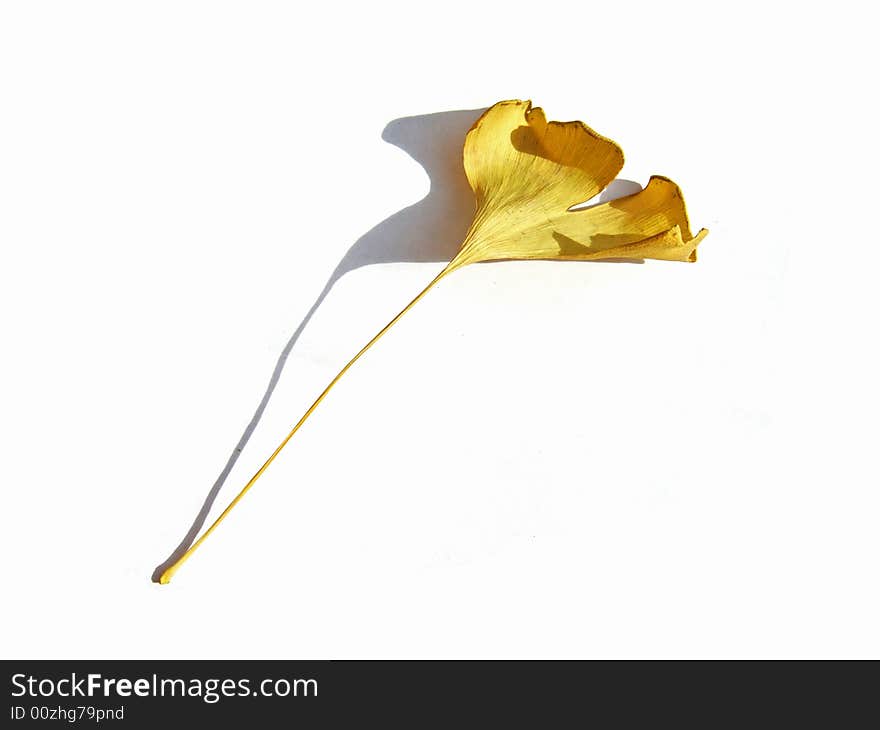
[151,106,647,582]
[151,108,484,582]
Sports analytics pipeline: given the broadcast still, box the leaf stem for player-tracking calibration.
[158,264,455,584]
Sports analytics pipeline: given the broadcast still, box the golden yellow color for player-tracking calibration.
[450,100,707,270]
[157,99,707,584]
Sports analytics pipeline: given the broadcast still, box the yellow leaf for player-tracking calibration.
[156,99,708,583]
[451,100,707,269]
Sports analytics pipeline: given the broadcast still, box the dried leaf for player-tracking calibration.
[450,100,707,269]
[157,99,707,583]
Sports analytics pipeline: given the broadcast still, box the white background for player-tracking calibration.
[1,1,877,659]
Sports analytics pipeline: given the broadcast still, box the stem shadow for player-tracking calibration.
[151,108,485,582]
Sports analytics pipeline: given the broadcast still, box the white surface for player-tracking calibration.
[1,1,877,659]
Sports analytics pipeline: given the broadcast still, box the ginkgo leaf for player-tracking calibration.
[157,99,708,584]
[449,100,707,269]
